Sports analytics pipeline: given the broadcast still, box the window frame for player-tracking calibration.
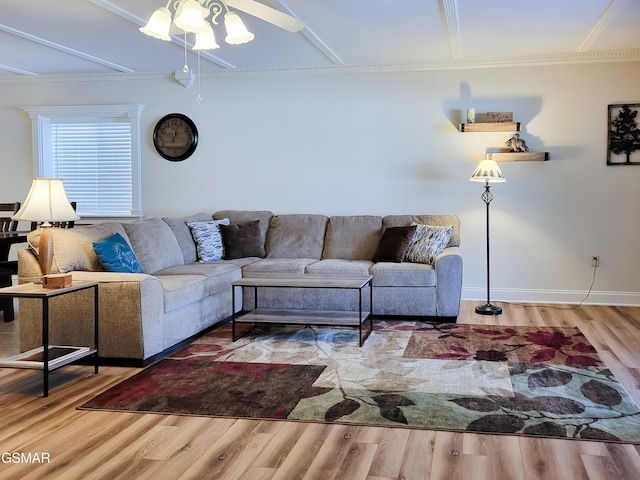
[22,104,145,220]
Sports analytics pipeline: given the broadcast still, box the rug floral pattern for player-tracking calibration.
[81,322,640,443]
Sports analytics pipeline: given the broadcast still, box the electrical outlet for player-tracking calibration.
[592,256,600,268]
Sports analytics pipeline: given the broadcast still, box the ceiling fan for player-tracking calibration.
[140,0,305,48]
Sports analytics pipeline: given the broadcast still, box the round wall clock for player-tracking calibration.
[153,113,198,161]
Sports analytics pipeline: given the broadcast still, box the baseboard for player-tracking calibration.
[462,287,640,307]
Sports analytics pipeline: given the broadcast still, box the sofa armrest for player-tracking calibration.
[18,249,165,360]
[434,246,463,317]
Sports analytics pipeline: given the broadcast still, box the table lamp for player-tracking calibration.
[12,178,80,276]
[470,159,506,315]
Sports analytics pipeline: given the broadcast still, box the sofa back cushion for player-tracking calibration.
[123,217,184,274]
[265,214,328,259]
[163,212,213,264]
[382,215,461,247]
[322,215,383,260]
[27,223,131,274]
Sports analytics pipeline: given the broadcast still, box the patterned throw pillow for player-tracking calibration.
[187,218,230,262]
[404,224,454,265]
[92,233,144,273]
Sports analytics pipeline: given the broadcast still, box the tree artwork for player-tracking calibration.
[608,104,640,165]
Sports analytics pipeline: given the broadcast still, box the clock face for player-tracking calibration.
[153,113,198,161]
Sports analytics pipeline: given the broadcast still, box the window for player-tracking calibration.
[23,104,145,219]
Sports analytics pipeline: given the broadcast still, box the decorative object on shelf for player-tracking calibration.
[466,108,476,123]
[607,103,640,166]
[470,159,506,316]
[12,178,80,276]
[153,113,199,161]
[486,112,513,123]
[505,133,529,152]
[139,0,305,101]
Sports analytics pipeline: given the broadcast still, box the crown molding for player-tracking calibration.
[1,49,639,84]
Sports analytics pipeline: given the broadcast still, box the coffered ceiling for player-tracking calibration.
[1,0,639,80]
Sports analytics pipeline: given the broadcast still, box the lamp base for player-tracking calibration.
[475,303,503,315]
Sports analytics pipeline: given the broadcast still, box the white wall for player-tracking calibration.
[1,61,639,305]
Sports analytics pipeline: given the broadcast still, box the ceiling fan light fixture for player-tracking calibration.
[193,23,220,50]
[224,11,254,45]
[174,0,209,33]
[139,7,172,41]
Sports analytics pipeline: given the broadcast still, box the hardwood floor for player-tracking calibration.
[0,301,639,480]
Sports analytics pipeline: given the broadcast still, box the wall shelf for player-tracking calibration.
[487,152,549,162]
[459,122,521,132]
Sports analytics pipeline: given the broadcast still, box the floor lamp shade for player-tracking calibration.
[12,178,80,276]
[470,160,505,315]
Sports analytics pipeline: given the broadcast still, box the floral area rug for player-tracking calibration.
[80,321,640,443]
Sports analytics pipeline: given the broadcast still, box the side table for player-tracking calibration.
[0,280,99,397]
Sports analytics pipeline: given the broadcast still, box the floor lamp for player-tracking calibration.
[470,159,506,315]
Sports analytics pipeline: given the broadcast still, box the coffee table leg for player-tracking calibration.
[232,285,237,341]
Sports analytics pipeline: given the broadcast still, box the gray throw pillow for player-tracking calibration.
[187,218,230,262]
[404,224,453,264]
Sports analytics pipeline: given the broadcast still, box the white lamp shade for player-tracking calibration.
[139,7,172,41]
[224,11,254,44]
[174,0,209,33]
[193,24,220,50]
[12,178,80,223]
[470,160,506,183]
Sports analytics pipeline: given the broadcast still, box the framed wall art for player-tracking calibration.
[607,103,640,165]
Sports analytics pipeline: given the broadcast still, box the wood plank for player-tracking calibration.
[233,275,372,289]
[459,122,521,132]
[236,308,371,326]
[1,301,639,479]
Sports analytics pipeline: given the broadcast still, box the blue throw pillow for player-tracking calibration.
[93,233,144,273]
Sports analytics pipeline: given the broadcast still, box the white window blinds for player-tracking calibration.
[22,104,144,219]
[51,121,133,217]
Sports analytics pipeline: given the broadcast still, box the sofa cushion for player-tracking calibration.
[220,220,265,259]
[404,224,453,265]
[383,215,461,247]
[213,210,274,252]
[27,223,131,274]
[305,259,373,276]
[265,214,328,259]
[372,225,416,263]
[156,262,241,296]
[123,218,184,274]
[242,258,318,276]
[187,219,230,262]
[371,262,436,287]
[163,212,212,264]
[154,274,208,312]
[92,233,144,273]
[322,215,383,260]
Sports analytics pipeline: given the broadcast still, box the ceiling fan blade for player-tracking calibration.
[224,0,305,32]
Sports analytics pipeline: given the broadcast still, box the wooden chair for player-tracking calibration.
[0,202,20,322]
[0,202,20,233]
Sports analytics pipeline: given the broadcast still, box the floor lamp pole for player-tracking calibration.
[476,181,502,315]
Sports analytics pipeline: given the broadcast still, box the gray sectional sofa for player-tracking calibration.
[17,210,462,365]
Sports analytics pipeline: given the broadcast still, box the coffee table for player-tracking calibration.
[231,275,373,346]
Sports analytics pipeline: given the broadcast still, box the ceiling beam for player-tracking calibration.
[440,0,462,59]
[578,0,634,52]
[266,0,343,64]
[0,23,134,74]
